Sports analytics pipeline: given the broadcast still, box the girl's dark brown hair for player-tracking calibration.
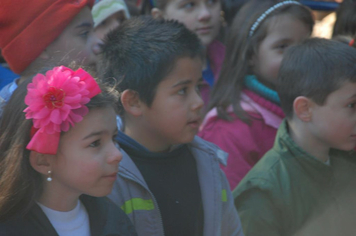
[333,0,356,37]
[207,0,314,122]
[0,72,119,222]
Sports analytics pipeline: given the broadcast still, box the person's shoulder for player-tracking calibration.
[0,214,40,236]
[189,135,229,165]
[0,79,18,101]
[83,196,138,236]
[233,148,285,195]
[0,219,19,236]
[200,109,264,138]
[0,81,13,95]
[102,197,138,236]
[98,197,128,218]
[331,149,356,170]
[207,40,226,64]
[332,149,356,160]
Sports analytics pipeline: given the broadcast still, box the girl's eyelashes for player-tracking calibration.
[88,133,119,148]
[89,139,101,147]
[275,43,289,51]
[278,44,288,49]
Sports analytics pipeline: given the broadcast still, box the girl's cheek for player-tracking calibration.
[81,161,101,175]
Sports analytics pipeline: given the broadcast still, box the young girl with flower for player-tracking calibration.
[0,66,137,236]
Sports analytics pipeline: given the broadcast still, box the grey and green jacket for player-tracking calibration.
[108,136,244,236]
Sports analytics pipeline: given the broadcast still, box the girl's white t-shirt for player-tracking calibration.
[37,200,90,236]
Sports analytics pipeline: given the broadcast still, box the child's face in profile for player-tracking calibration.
[94,11,127,40]
[252,13,311,89]
[45,7,102,69]
[307,81,356,151]
[48,106,122,198]
[162,0,221,47]
[139,56,204,152]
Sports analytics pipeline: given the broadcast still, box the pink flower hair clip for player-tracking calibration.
[24,66,101,154]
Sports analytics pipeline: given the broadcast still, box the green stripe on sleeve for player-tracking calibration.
[121,198,155,214]
[222,189,227,202]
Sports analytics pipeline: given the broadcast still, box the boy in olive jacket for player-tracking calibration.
[234,38,356,236]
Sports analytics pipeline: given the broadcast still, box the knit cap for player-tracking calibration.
[92,0,130,28]
[0,0,95,74]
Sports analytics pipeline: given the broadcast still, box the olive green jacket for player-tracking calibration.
[233,119,356,236]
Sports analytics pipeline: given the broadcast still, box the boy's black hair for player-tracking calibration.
[278,38,356,119]
[98,16,204,113]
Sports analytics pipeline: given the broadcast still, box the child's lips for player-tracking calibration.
[196,26,212,35]
[187,118,201,128]
[103,172,118,181]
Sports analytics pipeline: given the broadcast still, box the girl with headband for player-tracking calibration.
[0,66,137,235]
[199,0,314,190]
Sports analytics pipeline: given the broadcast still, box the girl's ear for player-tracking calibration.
[151,8,163,19]
[121,89,144,117]
[29,151,52,175]
[293,96,313,122]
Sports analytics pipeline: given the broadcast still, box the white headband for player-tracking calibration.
[249,0,301,37]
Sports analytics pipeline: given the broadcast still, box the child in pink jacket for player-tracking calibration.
[199,0,314,190]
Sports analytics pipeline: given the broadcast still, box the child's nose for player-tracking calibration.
[198,4,212,21]
[91,34,104,55]
[192,90,204,111]
[107,142,123,164]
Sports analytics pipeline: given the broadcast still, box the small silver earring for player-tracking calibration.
[47,170,52,182]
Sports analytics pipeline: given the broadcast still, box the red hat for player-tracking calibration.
[0,0,95,74]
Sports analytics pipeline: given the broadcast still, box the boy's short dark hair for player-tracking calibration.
[98,16,204,112]
[278,38,356,119]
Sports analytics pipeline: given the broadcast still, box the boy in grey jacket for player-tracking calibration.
[98,16,243,236]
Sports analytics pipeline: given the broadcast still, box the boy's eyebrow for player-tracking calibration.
[172,79,192,87]
[172,78,203,87]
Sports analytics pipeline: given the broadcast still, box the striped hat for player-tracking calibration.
[92,0,130,28]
